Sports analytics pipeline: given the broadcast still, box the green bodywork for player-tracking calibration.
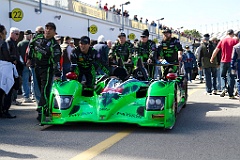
[41,76,187,129]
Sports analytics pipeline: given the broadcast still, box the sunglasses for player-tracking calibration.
[141,36,147,38]
[15,33,19,35]
[38,31,44,34]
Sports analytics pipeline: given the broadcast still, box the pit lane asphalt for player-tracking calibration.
[0,80,240,160]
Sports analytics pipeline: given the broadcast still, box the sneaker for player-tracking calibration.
[22,97,33,103]
[229,96,236,99]
[213,90,217,95]
[11,100,22,105]
[205,92,212,95]
[220,91,225,97]
[234,90,238,96]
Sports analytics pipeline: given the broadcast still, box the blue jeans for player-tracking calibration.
[216,67,221,91]
[220,62,235,96]
[61,63,71,81]
[30,67,41,103]
[22,66,31,98]
[236,62,240,96]
[199,69,203,80]
[184,67,192,81]
[203,67,217,93]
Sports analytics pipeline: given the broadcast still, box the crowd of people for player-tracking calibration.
[0,21,239,122]
[195,29,240,99]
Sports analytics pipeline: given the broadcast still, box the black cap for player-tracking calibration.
[162,28,172,34]
[118,33,126,37]
[45,22,56,31]
[134,38,138,42]
[203,33,210,37]
[24,29,32,35]
[185,45,189,49]
[141,29,149,37]
[227,29,234,35]
[79,36,90,44]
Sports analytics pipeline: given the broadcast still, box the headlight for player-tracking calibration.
[54,95,73,110]
[146,96,165,111]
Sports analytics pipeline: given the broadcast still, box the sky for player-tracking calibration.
[78,0,240,34]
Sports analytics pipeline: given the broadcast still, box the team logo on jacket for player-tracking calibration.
[78,57,83,61]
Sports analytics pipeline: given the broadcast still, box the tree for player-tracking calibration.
[183,29,202,39]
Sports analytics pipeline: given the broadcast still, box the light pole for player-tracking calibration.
[156,18,164,39]
[177,26,183,39]
[120,1,130,32]
[237,20,239,30]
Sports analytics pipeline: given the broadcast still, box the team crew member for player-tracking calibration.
[135,29,158,78]
[70,36,109,88]
[109,33,134,73]
[158,28,183,79]
[26,22,61,121]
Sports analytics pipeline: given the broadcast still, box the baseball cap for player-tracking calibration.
[24,29,32,35]
[162,28,172,34]
[227,29,234,35]
[185,45,189,49]
[79,36,90,44]
[141,29,149,37]
[118,33,126,37]
[203,33,210,41]
[45,22,56,31]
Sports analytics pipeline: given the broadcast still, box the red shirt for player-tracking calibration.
[103,5,108,11]
[217,37,238,62]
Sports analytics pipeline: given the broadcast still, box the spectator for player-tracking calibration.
[6,27,22,106]
[60,36,72,81]
[110,5,116,13]
[93,35,109,75]
[145,19,148,24]
[103,3,108,11]
[69,39,75,50]
[210,37,221,91]
[54,35,61,45]
[150,21,157,27]
[182,45,196,82]
[123,10,129,17]
[210,29,239,99]
[28,26,43,104]
[17,29,33,103]
[198,34,218,95]
[231,31,240,100]
[0,24,18,118]
[134,15,138,22]
[107,40,112,49]
[140,17,143,23]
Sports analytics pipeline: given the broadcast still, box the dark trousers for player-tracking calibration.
[0,88,13,113]
[35,66,54,109]
[78,66,96,88]
[184,67,193,81]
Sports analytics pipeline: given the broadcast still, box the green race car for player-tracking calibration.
[41,62,187,130]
